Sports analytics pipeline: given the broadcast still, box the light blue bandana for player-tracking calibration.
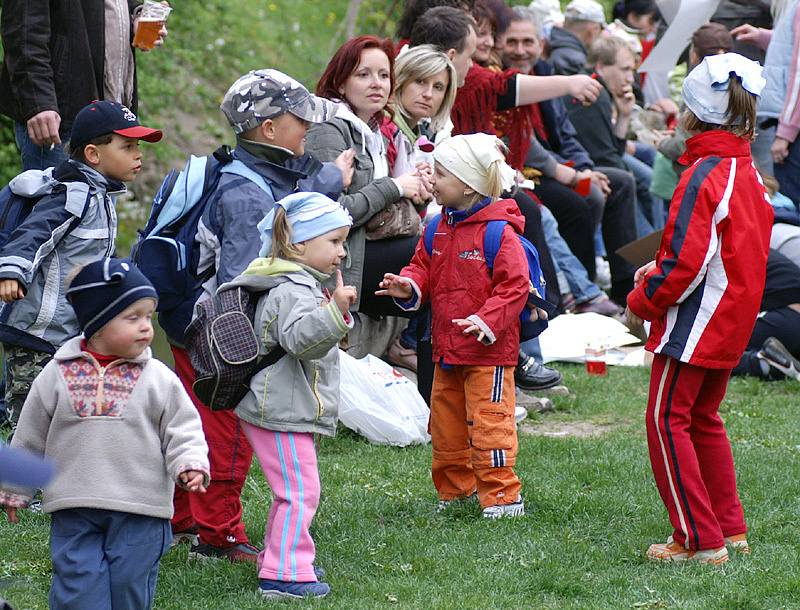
[258,191,352,257]
[683,52,766,126]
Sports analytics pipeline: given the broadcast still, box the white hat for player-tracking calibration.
[564,0,607,25]
[682,53,766,125]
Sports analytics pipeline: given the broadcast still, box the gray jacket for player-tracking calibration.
[305,117,401,309]
[548,26,588,77]
[226,258,352,437]
[0,161,121,353]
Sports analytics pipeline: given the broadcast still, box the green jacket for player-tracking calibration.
[225,258,352,437]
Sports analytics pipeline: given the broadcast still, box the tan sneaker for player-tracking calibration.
[724,533,751,555]
[646,539,729,564]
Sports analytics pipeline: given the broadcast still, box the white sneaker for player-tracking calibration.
[595,256,611,290]
[514,406,528,424]
[482,496,524,519]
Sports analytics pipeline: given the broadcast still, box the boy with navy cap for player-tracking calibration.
[1,257,209,610]
[0,100,162,432]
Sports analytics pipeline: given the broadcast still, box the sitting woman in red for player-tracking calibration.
[627,53,773,564]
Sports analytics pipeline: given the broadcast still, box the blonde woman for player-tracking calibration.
[382,44,458,177]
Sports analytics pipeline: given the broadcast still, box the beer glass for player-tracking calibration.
[133,1,172,50]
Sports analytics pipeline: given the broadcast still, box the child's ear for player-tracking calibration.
[83,144,102,166]
[463,186,477,198]
[258,119,276,143]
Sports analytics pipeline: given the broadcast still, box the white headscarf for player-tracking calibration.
[433,134,516,197]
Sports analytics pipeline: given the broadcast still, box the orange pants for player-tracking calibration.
[430,364,521,507]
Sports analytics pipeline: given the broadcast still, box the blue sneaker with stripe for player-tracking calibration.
[258,578,331,599]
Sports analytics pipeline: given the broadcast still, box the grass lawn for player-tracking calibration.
[2,365,799,609]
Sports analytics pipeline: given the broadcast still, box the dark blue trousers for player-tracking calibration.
[49,508,172,610]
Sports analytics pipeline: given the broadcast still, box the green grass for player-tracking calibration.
[3,366,800,609]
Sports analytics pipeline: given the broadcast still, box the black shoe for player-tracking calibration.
[515,351,563,391]
[758,337,800,381]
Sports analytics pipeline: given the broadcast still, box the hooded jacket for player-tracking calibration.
[0,161,123,353]
[548,26,589,77]
[397,198,529,366]
[627,131,774,368]
[224,258,352,437]
[194,143,344,303]
[1,336,210,518]
[305,115,403,309]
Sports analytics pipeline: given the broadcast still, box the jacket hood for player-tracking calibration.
[679,130,752,165]
[9,160,125,198]
[220,257,321,292]
[549,26,586,54]
[54,335,151,364]
[444,197,525,234]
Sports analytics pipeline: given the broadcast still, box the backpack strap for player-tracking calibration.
[423,214,441,256]
[483,220,507,271]
[222,159,275,200]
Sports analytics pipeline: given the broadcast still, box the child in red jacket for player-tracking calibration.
[378,133,535,518]
[627,54,773,564]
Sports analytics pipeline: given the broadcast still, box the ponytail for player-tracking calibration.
[270,207,302,261]
[484,139,512,200]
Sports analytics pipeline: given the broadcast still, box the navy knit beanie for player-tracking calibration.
[66,258,158,340]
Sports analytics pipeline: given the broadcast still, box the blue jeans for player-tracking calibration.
[14,121,70,171]
[624,153,664,236]
[49,508,172,610]
[540,205,602,304]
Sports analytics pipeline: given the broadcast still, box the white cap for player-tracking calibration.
[682,53,766,125]
[564,0,606,25]
[528,0,565,29]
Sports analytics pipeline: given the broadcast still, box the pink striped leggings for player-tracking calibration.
[241,423,320,582]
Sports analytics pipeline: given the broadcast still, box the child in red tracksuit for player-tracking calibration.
[378,133,536,518]
[626,54,774,564]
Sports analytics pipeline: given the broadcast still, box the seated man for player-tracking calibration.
[498,7,637,304]
[566,35,663,236]
[548,0,606,76]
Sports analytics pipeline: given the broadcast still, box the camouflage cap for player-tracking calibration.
[220,69,339,134]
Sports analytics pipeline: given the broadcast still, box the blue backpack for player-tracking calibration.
[423,214,552,341]
[132,146,274,342]
[0,187,37,250]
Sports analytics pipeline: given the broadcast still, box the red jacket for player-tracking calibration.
[398,198,529,366]
[627,131,774,368]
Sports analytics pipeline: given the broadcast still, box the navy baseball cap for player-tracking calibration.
[71,100,163,147]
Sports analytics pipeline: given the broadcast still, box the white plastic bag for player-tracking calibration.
[338,350,430,446]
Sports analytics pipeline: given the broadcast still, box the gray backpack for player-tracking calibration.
[185,286,285,411]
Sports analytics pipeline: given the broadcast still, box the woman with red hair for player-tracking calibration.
[307,37,431,320]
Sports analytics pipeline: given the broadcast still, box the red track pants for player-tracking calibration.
[171,346,253,547]
[646,354,746,551]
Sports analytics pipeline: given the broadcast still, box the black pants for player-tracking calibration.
[358,236,419,319]
[512,189,561,309]
[733,307,800,378]
[357,235,436,403]
[536,167,636,303]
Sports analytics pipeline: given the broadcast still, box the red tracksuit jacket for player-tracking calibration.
[627,130,774,368]
[399,198,529,366]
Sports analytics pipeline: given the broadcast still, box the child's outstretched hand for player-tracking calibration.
[180,471,207,494]
[4,506,19,524]
[375,273,413,300]
[0,279,25,303]
[452,318,488,343]
[333,270,358,315]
